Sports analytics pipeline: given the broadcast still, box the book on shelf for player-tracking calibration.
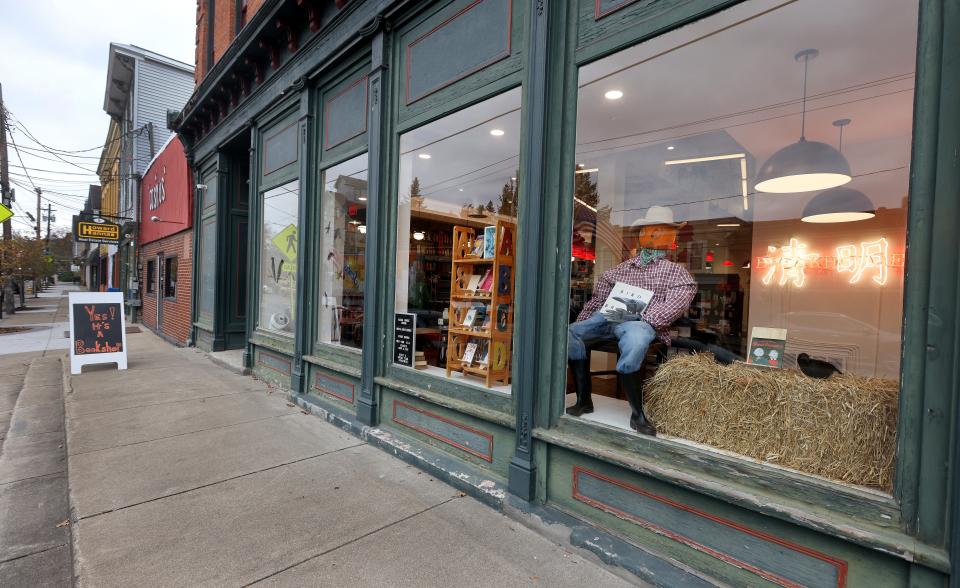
[477,269,493,292]
[466,274,482,292]
[471,237,484,257]
[477,341,490,366]
[483,226,496,258]
[462,308,478,327]
[461,342,479,365]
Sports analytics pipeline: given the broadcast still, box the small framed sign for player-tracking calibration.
[68,291,128,375]
[394,313,416,368]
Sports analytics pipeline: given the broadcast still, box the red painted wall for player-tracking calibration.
[141,135,192,245]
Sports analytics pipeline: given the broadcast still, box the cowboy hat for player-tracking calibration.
[630,205,683,227]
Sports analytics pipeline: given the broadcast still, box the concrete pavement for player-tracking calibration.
[1,284,640,586]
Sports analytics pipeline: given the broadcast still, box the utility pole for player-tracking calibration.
[0,82,11,241]
[0,83,11,316]
[35,187,41,240]
[44,202,53,243]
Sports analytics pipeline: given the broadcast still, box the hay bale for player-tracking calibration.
[645,354,898,490]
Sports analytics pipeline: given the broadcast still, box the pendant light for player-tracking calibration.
[802,119,876,223]
[755,49,852,194]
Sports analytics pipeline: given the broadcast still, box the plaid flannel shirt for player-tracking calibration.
[576,256,697,344]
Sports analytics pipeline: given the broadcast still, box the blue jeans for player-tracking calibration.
[568,314,657,374]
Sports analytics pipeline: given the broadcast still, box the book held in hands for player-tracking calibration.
[599,282,654,324]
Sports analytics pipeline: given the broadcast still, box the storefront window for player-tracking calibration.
[198,174,218,323]
[318,153,369,350]
[146,260,156,295]
[164,257,178,298]
[394,88,520,393]
[258,180,300,335]
[566,0,915,491]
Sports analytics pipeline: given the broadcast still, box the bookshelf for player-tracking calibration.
[445,220,516,387]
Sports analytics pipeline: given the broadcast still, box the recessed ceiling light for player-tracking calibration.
[667,146,675,150]
[418,153,431,160]
[458,188,464,192]
[490,129,505,136]
[358,196,368,201]
[604,90,624,100]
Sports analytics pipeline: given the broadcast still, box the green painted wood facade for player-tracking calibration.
[177,0,960,585]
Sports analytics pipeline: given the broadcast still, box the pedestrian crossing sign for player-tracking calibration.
[271,224,298,263]
[0,202,12,224]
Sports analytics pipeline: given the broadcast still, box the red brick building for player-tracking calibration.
[139,134,193,345]
[194,0,271,84]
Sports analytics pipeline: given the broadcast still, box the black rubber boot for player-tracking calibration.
[566,359,594,416]
[621,370,656,436]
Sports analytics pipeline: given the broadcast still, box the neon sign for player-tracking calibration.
[757,237,902,287]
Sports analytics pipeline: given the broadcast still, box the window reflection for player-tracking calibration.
[258,180,300,335]
[318,154,369,350]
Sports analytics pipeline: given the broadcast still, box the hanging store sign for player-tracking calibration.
[68,291,128,374]
[73,216,121,245]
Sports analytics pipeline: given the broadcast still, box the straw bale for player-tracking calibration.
[645,354,898,490]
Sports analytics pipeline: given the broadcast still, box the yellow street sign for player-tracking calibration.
[271,224,299,263]
[0,202,12,224]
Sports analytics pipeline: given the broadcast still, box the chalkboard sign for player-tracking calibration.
[69,292,128,374]
[394,313,416,367]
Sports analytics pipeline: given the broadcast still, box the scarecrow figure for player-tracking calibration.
[567,206,697,435]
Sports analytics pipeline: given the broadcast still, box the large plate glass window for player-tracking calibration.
[565,0,916,492]
[394,88,521,393]
[258,180,300,335]
[197,174,218,323]
[318,153,369,350]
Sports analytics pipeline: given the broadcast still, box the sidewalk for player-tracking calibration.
[42,325,638,585]
[0,282,78,355]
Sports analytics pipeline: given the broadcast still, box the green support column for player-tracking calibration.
[358,21,389,426]
[508,0,558,501]
[243,122,259,369]
[291,80,312,394]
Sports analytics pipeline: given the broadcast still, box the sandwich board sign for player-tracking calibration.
[68,291,128,374]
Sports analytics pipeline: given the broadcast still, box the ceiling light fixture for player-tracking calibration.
[490,129,505,136]
[604,90,624,100]
[716,223,741,227]
[418,153,431,160]
[358,196,367,201]
[666,145,675,150]
[801,119,875,223]
[574,168,600,174]
[755,49,852,193]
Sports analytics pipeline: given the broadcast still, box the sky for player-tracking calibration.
[0,0,196,234]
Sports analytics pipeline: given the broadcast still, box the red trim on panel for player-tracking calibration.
[323,74,369,150]
[594,0,641,19]
[263,120,299,175]
[257,350,292,375]
[392,400,494,462]
[313,371,355,403]
[571,466,848,588]
[404,0,513,105]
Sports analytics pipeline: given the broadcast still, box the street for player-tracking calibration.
[0,283,638,587]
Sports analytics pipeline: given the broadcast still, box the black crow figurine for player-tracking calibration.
[797,353,841,379]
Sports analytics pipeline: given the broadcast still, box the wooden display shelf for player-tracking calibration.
[445,220,516,388]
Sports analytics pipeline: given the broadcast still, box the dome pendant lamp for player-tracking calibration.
[802,119,876,223]
[755,49,852,194]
